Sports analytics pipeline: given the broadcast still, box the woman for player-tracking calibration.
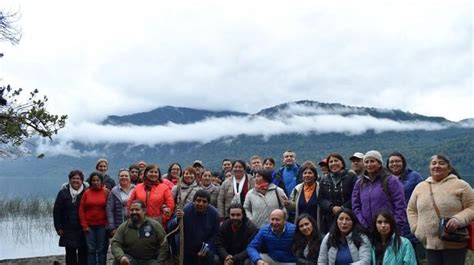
[243,169,287,228]
[165,162,182,186]
[53,170,87,265]
[200,169,219,207]
[292,214,322,264]
[352,150,407,232]
[319,153,357,234]
[371,209,416,265]
[287,161,320,225]
[128,164,175,226]
[318,209,371,265]
[128,164,141,185]
[172,166,201,207]
[106,168,135,237]
[263,157,285,191]
[218,160,255,219]
[92,158,116,190]
[386,152,424,257]
[79,172,109,265]
[407,154,474,265]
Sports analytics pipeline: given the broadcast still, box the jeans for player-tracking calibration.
[425,248,467,265]
[85,225,108,265]
[65,246,87,265]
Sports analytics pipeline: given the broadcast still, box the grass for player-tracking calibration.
[0,196,53,218]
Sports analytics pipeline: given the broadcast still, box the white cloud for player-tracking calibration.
[1,0,472,123]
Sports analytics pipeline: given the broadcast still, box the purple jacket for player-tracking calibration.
[352,170,407,231]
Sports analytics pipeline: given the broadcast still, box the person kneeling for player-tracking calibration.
[111,200,168,265]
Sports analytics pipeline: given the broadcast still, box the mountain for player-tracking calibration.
[103,105,248,126]
[0,100,473,197]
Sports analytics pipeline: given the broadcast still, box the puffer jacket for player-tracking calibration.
[243,184,287,228]
[106,184,135,230]
[128,182,174,225]
[218,175,255,219]
[318,232,372,265]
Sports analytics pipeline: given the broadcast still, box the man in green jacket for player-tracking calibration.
[111,200,168,265]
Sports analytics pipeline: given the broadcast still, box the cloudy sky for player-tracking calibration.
[0,0,472,150]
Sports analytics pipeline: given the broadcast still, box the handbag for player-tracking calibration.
[429,183,469,242]
[467,223,474,250]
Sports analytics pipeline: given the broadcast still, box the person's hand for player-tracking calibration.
[446,217,462,231]
[175,208,184,219]
[332,206,342,215]
[162,206,171,217]
[224,255,233,265]
[119,256,131,265]
[83,227,90,234]
[256,260,268,265]
[57,229,64,237]
[197,249,208,257]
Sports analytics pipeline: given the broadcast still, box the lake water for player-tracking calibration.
[0,216,63,259]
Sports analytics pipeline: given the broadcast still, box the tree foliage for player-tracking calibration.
[1,10,67,158]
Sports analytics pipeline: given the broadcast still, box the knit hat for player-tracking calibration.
[95,158,108,170]
[364,150,383,164]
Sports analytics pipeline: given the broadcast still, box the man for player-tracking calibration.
[215,203,258,265]
[171,190,220,265]
[349,152,365,177]
[246,209,296,265]
[249,155,263,175]
[318,159,329,179]
[111,200,168,265]
[193,160,204,183]
[278,150,301,196]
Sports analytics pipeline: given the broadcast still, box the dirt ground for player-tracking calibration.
[0,252,115,265]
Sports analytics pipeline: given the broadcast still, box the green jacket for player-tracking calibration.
[111,217,168,263]
[371,235,417,265]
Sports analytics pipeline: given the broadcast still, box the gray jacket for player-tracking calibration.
[318,232,371,265]
[243,184,287,228]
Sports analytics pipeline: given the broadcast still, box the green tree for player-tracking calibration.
[1,10,67,158]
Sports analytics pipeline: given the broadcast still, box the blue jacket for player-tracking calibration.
[371,235,417,265]
[399,168,423,203]
[278,163,301,196]
[247,222,296,263]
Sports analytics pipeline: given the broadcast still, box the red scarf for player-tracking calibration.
[144,178,159,191]
[255,182,269,193]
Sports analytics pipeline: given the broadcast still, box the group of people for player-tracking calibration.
[52,150,474,265]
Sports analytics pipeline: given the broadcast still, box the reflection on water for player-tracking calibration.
[0,216,63,259]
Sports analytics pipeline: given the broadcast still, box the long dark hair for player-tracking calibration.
[386,152,407,179]
[372,209,401,262]
[292,214,321,260]
[327,209,366,249]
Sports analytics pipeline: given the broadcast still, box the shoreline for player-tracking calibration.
[0,253,115,265]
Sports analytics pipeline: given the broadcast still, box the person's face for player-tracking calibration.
[90,175,102,189]
[193,196,209,213]
[119,171,131,187]
[388,156,404,175]
[225,171,232,179]
[430,157,451,180]
[283,152,296,166]
[364,158,381,176]
[254,173,265,185]
[69,175,83,190]
[270,211,285,233]
[201,171,212,186]
[302,168,316,184]
[130,168,139,181]
[251,159,262,171]
[170,164,181,178]
[183,170,195,185]
[319,164,329,174]
[97,162,108,173]
[193,166,203,176]
[232,162,245,178]
[222,161,232,171]
[376,215,391,237]
[298,217,314,237]
[138,161,146,170]
[229,208,243,226]
[351,158,364,172]
[146,167,159,182]
[130,203,146,224]
[328,156,343,173]
[263,160,274,170]
[337,212,353,235]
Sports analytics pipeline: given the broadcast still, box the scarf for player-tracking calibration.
[255,182,269,193]
[201,183,217,194]
[232,175,247,203]
[69,185,84,203]
[144,177,159,191]
[303,182,316,202]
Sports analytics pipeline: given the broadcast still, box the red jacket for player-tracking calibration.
[79,187,108,230]
[128,182,175,224]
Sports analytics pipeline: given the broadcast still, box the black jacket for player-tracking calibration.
[215,218,258,264]
[53,184,87,248]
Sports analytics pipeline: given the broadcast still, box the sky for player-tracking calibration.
[0,1,473,151]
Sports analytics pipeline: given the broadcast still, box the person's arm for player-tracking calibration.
[53,190,63,233]
[342,174,357,209]
[233,222,259,262]
[110,223,126,262]
[243,192,254,221]
[452,181,474,227]
[106,190,116,230]
[317,234,329,265]
[351,180,365,226]
[215,222,231,259]
[154,221,169,263]
[217,182,227,219]
[78,191,89,231]
[388,176,408,230]
[246,229,265,264]
[352,234,372,265]
[406,185,419,234]
[401,237,417,265]
[318,179,333,213]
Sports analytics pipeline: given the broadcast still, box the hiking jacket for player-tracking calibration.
[215,218,258,264]
[371,235,417,265]
[106,184,135,230]
[243,184,287,228]
[287,182,321,230]
[128,182,174,225]
[172,181,200,207]
[318,232,371,265]
[247,222,296,264]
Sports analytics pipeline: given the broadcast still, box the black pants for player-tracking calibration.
[65,246,87,265]
[425,248,467,265]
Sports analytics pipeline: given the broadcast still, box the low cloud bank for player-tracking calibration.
[36,113,451,157]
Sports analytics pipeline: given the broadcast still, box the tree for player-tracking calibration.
[1,11,67,158]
